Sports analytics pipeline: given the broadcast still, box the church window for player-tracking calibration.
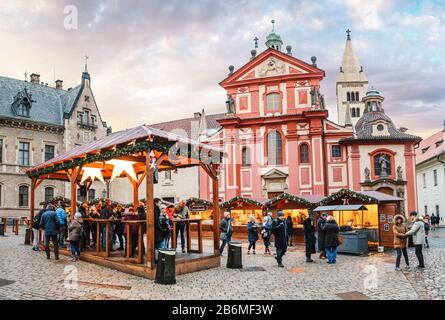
[44,145,55,162]
[267,131,283,165]
[377,124,384,132]
[347,92,351,102]
[355,92,359,101]
[356,108,361,117]
[18,142,30,166]
[266,93,280,113]
[0,139,3,163]
[300,143,309,164]
[351,108,356,118]
[242,147,251,166]
[433,169,438,186]
[332,145,341,158]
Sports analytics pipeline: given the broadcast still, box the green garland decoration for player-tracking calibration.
[89,198,125,207]
[219,196,263,209]
[264,193,312,208]
[39,196,78,207]
[186,197,213,208]
[317,188,378,206]
[26,140,219,179]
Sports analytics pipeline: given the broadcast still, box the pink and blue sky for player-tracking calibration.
[0,0,443,138]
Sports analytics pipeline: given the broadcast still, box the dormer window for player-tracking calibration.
[12,88,33,118]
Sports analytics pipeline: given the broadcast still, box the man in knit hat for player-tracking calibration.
[272,211,288,267]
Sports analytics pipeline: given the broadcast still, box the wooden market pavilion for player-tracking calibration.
[26,124,225,279]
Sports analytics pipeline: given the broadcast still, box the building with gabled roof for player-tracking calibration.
[0,65,110,217]
[415,123,445,225]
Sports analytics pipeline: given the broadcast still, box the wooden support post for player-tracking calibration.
[126,224,131,258]
[96,222,100,255]
[105,222,110,257]
[212,172,220,255]
[132,180,139,209]
[145,151,155,268]
[137,224,143,264]
[29,178,36,243]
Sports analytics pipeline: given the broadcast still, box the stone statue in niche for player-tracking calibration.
[225,95,235,114]
[364,167,371,182]
[310,86,318,108]
[397,166,403,181]
[259,57,285,77]
[378,154,390,177]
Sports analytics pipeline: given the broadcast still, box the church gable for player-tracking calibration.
[220,49,324,87]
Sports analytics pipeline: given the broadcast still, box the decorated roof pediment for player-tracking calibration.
[220,49,324,88]
[262,168,288,179]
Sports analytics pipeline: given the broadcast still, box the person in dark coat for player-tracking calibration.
[286,216,294,246]
[113,205,125,251]
[219,211,233,255]
[154,198,163,259]
[247,215,259,255]
[303,216,316,263]
[137,202,146,254]
[272,211,288,267]
[80,201,90,249]
[100,200,114,251]
[89,206,100,248]
[317,213,328,259]
[324,216,340,264]
[40,204,60,260]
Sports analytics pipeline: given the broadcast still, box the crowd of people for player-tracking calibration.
[31,198,191,262]
[32,199,437,270]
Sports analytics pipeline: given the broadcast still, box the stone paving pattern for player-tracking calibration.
[1,228,444,300]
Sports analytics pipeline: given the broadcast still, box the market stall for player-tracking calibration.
[26,124,225,279]
[315,189,403,251]
[264,193,324,244]
[219,196,266,240]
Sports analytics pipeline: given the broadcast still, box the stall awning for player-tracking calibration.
[313,205,368,212]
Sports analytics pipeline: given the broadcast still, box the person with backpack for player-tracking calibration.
[32,206,45,251]
[55,202,67,248]
[40,204,60,260]
[68,212,84,261]
[261,215,272,255]
[247,215,259,255]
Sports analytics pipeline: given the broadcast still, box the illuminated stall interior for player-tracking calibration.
[219,197,265,226]
[187,198,213,221]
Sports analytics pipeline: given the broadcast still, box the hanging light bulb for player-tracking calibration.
[107,159,137,182]
[80,167,105,184]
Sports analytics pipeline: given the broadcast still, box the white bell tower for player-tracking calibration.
[336,30,368,126]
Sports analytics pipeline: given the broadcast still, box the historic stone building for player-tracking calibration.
[0,65,110,217]
[416,122,445,225]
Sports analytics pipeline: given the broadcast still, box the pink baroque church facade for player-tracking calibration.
[153,24,421,214]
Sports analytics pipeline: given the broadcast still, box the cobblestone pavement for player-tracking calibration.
[1,228,444,300]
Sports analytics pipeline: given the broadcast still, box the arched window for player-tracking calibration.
[374,153,392,176]
[17,98,31,117]
[300,143,309,164]
[44,187,54,203]
[242,147,251,166]
[267,131,283,165]
[346,92,351,102]
[266,93,280,113]
[356,108,361,117]
[351,108,356,118]
[19,185,29,207]
[355,92,359,101]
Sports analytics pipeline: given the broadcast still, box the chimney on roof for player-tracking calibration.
[30,73,40,84]
[194,112,202,118]
[55,80,63,90]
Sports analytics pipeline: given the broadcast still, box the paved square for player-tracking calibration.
[0,229,444,300]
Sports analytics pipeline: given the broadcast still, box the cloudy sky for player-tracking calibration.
[0,0,444,138]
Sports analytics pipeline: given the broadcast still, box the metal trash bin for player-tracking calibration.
[0,222,4,236]
[155,249,176,285]
[24,227,31,245]
[227,241,243,269]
